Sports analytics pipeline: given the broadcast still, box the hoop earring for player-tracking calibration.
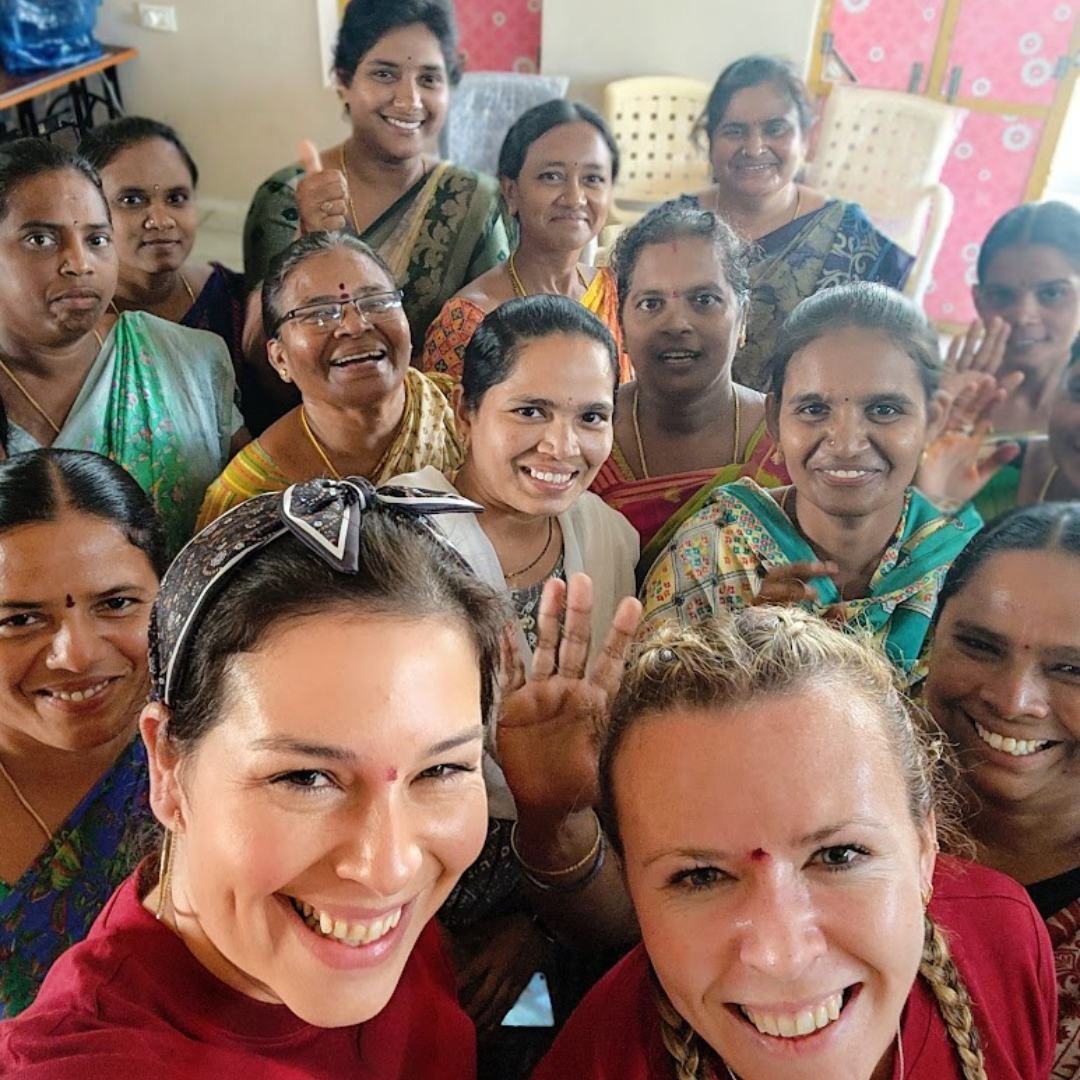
[155,811,179,921]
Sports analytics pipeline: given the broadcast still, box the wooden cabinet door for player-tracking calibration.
[812,0,947,92]
[937,1,1075,107]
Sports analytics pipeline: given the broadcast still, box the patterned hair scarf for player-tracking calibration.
[149,476,482,707]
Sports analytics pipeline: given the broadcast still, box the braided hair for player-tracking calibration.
[601,608,986,1080]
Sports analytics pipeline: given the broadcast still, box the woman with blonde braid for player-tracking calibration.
[531,607,1056,1080]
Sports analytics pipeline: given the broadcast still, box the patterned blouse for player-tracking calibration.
[0,738,151,1017]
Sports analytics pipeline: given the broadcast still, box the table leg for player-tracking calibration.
[101,67,124,116]
[69,77,89,135]
[16,99,37,137]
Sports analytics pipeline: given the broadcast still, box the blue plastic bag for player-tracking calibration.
[0,0,102,74]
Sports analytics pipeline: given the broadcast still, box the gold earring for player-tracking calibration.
[738,323,747,350]
[155,810,180,921]
[770,445,785,466]
[920,882,934,910]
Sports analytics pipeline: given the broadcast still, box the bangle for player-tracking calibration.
[510,808,603,878]
[522,831,606,894]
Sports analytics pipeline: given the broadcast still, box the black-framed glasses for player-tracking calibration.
[275,290,404,334]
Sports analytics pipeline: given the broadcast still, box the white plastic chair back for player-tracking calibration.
[603,76,713,212]
[806,85,965,302]
[442,72,570,176]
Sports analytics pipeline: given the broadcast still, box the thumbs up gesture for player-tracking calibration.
[296,140,350,234]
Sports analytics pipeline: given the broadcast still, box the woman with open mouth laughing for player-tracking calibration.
[926,501,1080,1075]
[641,282,977,684]
[0,450,164,1018]
[0,476,512,1077]
[197,230,463,527]
[244,0,507,350]
[532,606,1055,1080]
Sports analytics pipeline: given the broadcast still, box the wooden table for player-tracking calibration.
[0,44,138,138]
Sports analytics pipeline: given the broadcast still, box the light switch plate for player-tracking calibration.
[137,3,178,32]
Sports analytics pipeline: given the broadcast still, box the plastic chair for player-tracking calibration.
[805,84,965,302]
[602,76,713,218]
[441,71,570,177]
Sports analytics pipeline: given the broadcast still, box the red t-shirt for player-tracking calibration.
[531,856,1056,1080]
[0,871,474,1080]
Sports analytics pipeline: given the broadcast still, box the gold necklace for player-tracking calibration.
[631,383,741,481]
[0,356,61,435]
[508,250,589,299]
[0,753,51,842]
[109,270,196,317]
[504,517,555,584]
[300,406,342,480]
[1038,464,1059,504]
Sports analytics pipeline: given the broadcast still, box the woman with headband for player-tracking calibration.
[0,476,637,1078]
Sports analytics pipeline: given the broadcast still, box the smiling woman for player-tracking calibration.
[421,99,626,383]
[0,450,164,1018]
[693,56,913,391]
[925,502,1080,1074]
[197,230,463,527]
[78,118,249,395]
[244,0,508,349]
[640,282,977,683]
[0,476,508,1077]
[531,607,1056,1080]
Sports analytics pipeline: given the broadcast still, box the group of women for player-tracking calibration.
[1,0,1080,1078]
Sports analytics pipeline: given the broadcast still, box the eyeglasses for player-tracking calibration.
[275,290,404,334]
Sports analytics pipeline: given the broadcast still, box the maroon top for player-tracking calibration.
[0,870,475,1080]
[531,856,1056,1080]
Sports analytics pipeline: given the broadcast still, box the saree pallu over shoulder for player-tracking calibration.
[243,160,508,346]
[421,265,628,383]
[640,477,980,683]
[5,312,239,556]
[0,739,150,1018]
[732,199,915,390]
[196,368,463,528]
[590,420,787,583]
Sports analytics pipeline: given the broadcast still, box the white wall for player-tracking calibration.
[541,0,822,104]
[96,0,346,206]
[91,0,822,205]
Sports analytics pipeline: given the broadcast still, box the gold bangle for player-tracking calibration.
[510,808,603,878]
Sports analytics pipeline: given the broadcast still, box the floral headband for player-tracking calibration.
[149,476,482,707]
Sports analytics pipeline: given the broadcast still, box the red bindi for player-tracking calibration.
[749,848,770,863]
[385,767,398,782]
[64,594,75,608]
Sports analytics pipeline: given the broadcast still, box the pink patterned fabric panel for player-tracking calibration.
[827,0,944,91]
[457,0,542,73]
[944,0,1075,106]
[926,112,1044,323]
